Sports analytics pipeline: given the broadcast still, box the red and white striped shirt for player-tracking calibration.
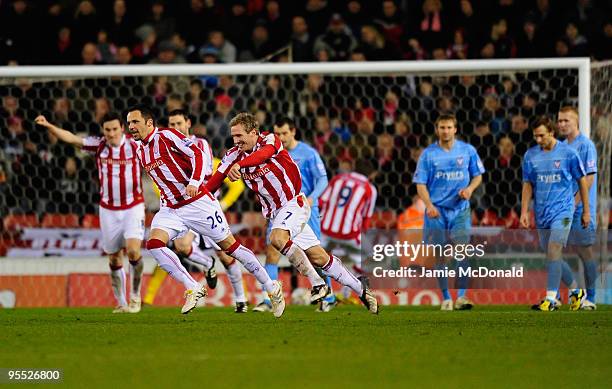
[190,135,214,183]
[137,127,210,209]
[82,135,143,210]
[215,133,302,219]
[319,172,377,241]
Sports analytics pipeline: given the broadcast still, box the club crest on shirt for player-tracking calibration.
[456,157,464,167]
[554,160,561,169]
[587,160,595,168]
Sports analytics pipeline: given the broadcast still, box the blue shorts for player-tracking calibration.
[266,206,322,244]
[423,206,471,245]
[567,211,597,246]
[537,215,572,250]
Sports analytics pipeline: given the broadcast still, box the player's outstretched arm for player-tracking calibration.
[34,115,84,148]
[520,182,532,228]
[416,183,439,218]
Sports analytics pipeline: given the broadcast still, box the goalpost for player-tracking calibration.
[0,58,609,307]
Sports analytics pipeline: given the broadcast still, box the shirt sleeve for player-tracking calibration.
[468,146,485,177]
[522,151,532,183]
[413,152,430,184]
[161,129,204,187]
[569,149,586,181]
[82,136,102,153]
[583,141,598,175]
[308,152,328,201]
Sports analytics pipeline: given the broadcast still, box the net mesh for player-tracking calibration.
[0,64,609,306]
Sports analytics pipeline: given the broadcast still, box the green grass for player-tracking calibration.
[1,305,611,388]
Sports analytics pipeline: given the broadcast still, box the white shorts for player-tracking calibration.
[100,203,145,254]
[321,234,362,266]
[271,194,320,251]
[151,195,231,244]
[190,231,222,251]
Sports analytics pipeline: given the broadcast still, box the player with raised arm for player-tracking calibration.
[253,116,332,313]
[126,104,284,316]
[558,106,598,310]
[34,113,145,314]
[413,114,485,311]
[319,159,377,310]
[206,112,379,314]
[520,116,590,312]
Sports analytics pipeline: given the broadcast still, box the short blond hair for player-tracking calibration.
[229,112,259,133]
[559,105,578,117]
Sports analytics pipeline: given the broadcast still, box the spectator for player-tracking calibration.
[80,42,101,65]
[145,0,176,41]
[1,0,40,64]
[258,0,289,50]
[132,25,157,63]
[148,76,172,105]
[206,30,237,63]
[304,0,332,38]
[564,21,589,56]
[223,1,252,52]
[206,94,234,151]
[52,97,71,124]
[344,0,368,38]
[96,30,117,64]
[592,22,612,60]
[374,0,404,52]
[106,0,134,47]
[489,18,516,58]
[507,113,532,155]
[417,0,449,51]
[239,23,275,61]
[447,29,468,59]
[185,79,204,116]
[48,27,79,65]
[116,45,134,64]
[72,1,99,49]
[290,16,314,62]
[359,25,398,61]
[516,17,544,58]
[93,98,111,124]
[148,40,186,64]
[313,14,357,61]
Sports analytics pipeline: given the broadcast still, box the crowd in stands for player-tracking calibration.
[0,0,610,66]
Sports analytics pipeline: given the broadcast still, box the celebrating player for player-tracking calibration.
[253,116,333,313]
[206,112,379,314]
[557,106,598,310]
[413,114,485,310]
[319,159,377,310]
[34,113,145,314]
[126,105,284,316]
[520,116,590,311]
[144,109,249,312]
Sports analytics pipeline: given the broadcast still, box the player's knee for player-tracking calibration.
[108,253,122,267]
[146,238,166,250]
[269,230,289,251]
[126,247,141,261]
[174,240,190,256]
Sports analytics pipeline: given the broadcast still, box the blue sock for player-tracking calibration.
[547,261,562,296]
[456,260,469,298]
[560,260,575,288]
[584,259,598,301]
[264,263,278,280]
[436,263,451,300]
[324,276,336,303]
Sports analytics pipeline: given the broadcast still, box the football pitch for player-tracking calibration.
[1,305,610,388]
